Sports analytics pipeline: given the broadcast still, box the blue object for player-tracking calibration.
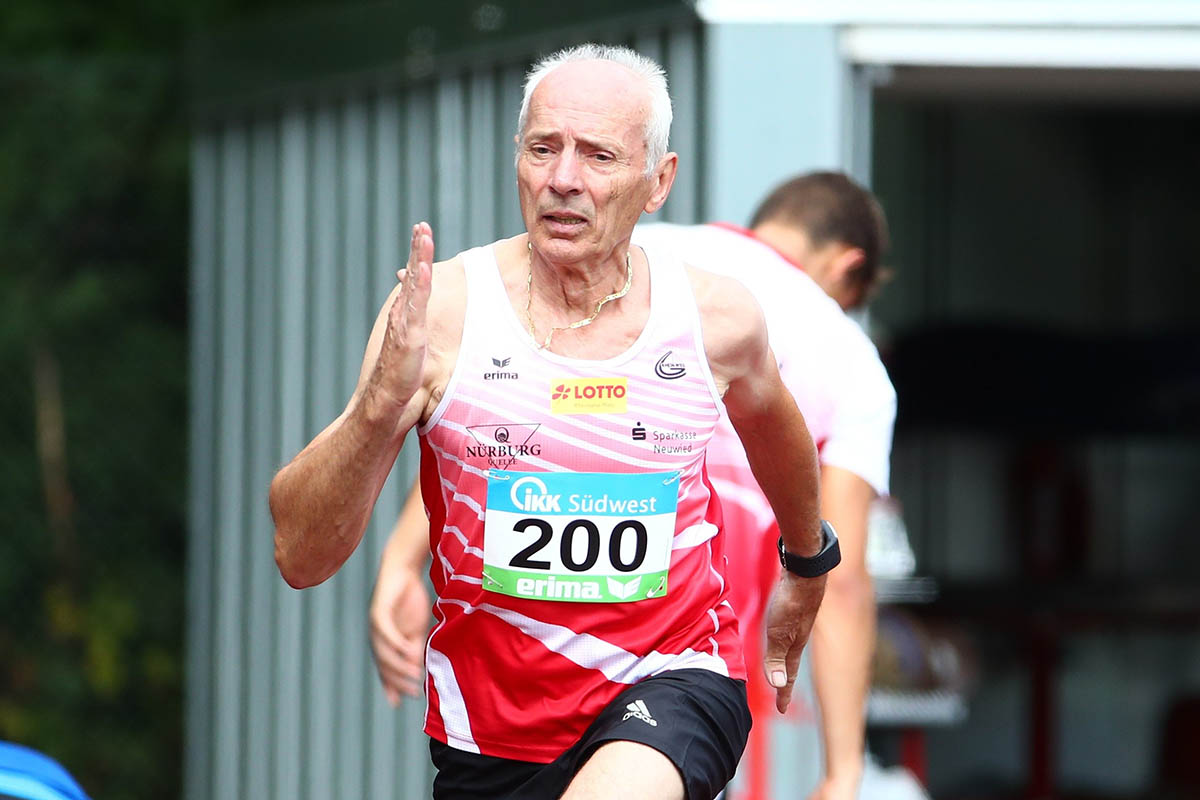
[0,742,91,800]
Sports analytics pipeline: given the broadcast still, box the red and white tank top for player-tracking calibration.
[417,241,745,762]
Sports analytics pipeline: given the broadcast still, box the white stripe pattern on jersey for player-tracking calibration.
[418,240,739,760]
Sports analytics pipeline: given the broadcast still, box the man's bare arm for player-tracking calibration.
[698,271,825,713]
[270,224,435,589]
[809,467,877,800]
[370,479,433,704]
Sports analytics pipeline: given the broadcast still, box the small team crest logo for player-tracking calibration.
[654,351,686,380]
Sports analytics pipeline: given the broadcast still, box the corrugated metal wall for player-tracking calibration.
[187,26,703,800]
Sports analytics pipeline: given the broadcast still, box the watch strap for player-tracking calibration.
[778,520,841,578]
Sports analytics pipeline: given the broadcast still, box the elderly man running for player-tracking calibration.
[270,44,837,800]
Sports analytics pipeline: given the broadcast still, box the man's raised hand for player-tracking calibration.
[373,222,435,412]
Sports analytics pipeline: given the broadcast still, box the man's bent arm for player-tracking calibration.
[724,364,823,560]
[708,279,824,712]
[271,224,434,589]
[810,466,877,798]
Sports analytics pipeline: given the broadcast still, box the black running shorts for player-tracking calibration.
[429,668,751,800]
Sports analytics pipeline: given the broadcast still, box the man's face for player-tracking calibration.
[516,61,668,266]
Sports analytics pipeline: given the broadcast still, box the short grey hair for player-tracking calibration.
[515,43,672,178]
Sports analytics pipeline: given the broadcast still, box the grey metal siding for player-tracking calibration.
[275,107,309,800]
[244,117,280,800]
[187,23,703,800]
[185,132,217,800]
[213,122,249,800]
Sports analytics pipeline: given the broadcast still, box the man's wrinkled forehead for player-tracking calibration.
[522,60,651,140]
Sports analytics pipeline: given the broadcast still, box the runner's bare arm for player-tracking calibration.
[370,479,433,704]
[772,354,887,798]
[809,468,877,799]
[692,269,826,713]
[270,223,438,589]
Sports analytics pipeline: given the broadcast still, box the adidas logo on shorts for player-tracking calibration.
[622,699,658,727]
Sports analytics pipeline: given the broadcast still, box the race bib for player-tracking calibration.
[482,470,679,603]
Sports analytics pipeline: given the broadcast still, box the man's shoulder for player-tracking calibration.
[792,304,890,383]
[763,285,891,403]
[427,234,527,327]
[683,263,769,393]
[638,222,833,305]
[685,264,768,357]
[683,262,761,322]
[432,233,525,294]
[635,221,765,267]
[785,312,895,431]
[429,250,467,293]
[423,251,469,335]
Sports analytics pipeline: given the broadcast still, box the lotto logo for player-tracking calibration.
[550,378,628,415]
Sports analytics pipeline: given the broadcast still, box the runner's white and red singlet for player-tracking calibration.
[417,241,745,762]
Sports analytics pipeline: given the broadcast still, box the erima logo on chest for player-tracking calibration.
[485,355,517,380]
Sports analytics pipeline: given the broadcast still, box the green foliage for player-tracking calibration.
[0,52,188,799]
[0,2,362,795]
[0,0,264,796]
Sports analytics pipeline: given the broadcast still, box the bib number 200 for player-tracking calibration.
[509,518,648,573]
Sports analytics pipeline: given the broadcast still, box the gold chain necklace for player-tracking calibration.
[525,245,633,350]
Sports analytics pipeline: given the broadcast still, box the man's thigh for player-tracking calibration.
[561,740,684,800]
[430,669,750,800]
[533,669,751,800]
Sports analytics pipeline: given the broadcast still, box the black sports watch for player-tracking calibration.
[778,520,841,578]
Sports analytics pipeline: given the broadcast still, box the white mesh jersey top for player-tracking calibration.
[417,241,746,762]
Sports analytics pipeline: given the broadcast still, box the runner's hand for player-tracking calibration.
[369,564,432,705]
[762,572,826,713]
[372,222,435,411]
